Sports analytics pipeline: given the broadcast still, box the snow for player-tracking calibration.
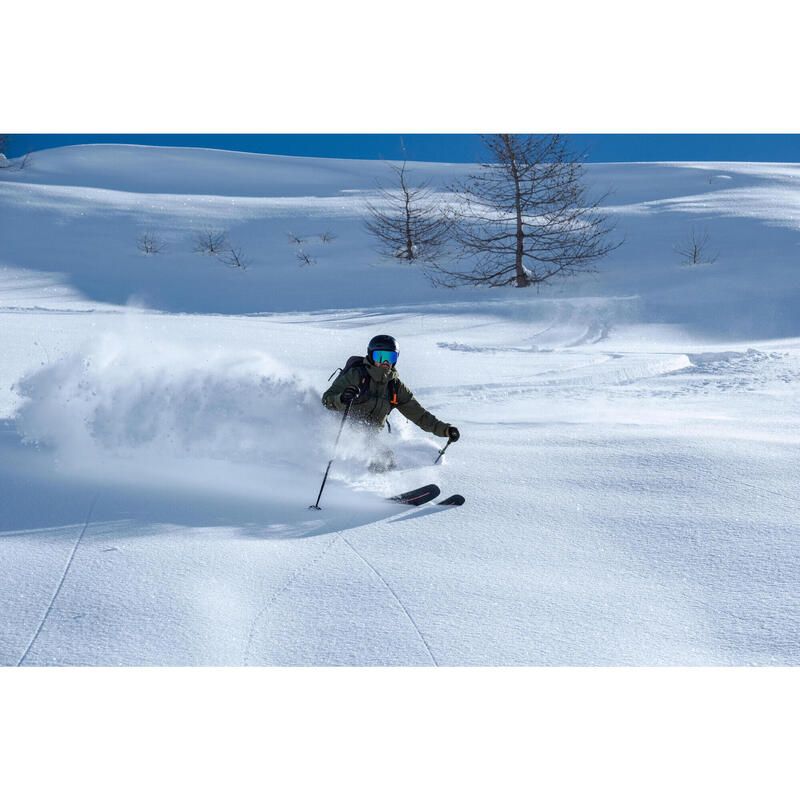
[1,144,799,666]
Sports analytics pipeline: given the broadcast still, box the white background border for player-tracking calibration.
[2,2,798,796]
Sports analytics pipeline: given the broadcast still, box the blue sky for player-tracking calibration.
[4,134,800,163]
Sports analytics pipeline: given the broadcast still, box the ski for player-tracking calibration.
[438,494,465,506]
[388,483,440,506]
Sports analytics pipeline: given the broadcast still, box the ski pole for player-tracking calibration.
[310,400,353,510]
[434,439,453,465]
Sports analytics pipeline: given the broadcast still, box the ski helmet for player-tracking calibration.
[367,334,398,363]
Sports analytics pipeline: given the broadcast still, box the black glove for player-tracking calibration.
[446,426,460,442]
[340,385,360,404]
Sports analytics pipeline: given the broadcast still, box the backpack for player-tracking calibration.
[328,356,400,406]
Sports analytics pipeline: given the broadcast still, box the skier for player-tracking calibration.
[322,334,460,471]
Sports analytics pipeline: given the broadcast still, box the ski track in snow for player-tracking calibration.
[708,474,800,510]
[16,491,100,666]
[242,533,346,666]
[242,518,440,666]
[431,344,800,404]
[342,536,439,666]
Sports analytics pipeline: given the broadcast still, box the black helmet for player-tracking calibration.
[367,334,398,362]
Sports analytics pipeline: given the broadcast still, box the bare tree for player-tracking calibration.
[364,148,451,263]
[287,232,305,245]
[319,230,337,244]
[218,245,249,270]
[674,227,718,266]
[137,232,166,255]
[430,134,620,288]
[193,228,229,255]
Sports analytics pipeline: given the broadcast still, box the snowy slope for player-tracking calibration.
[1,145,799,665]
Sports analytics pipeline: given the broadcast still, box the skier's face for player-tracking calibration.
[371,349,398,370]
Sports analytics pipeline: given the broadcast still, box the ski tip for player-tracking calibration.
[438,494,465,507]
[389,483,441,506]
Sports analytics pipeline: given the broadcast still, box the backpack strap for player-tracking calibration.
[354,362,370,395]
[328,357,371,396]
[328,357,395,405]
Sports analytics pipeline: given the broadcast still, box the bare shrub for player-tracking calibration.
[193,229,229,255]
[218,246,250,270]
[296,249,316,266]
[674,228,718,266]
[137,232,166,255]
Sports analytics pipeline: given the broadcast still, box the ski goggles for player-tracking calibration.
[372,349,399,365]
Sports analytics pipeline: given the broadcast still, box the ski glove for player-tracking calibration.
[446,426,460,442]
[340,385,360,404]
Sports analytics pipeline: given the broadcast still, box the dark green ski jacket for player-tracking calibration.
[322,357,450,437]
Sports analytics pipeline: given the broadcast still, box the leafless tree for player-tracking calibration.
[193,228,229,255]
[364,149,452,263]
[430,134,620,289]
[287,232,305,245]
[137,232,166,255]
[218,245,250,270]
[319,230,337,244]
[674,228,718,266]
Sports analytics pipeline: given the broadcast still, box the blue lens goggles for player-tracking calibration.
[372,349,398,364]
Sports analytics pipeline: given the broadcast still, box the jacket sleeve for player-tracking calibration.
[394,381,449,437]
[322,366,362,412]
